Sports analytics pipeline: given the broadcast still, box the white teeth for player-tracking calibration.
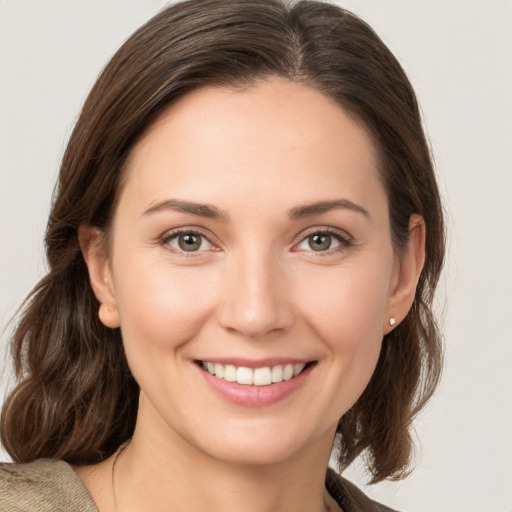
[214,363,224,378]
[223,364,237,382]
[283,364,294,381]
[201,361,308,386]
[294,363,306,376]
[236,367,253,385]
[271,365,283,383]
[254,367,272,386]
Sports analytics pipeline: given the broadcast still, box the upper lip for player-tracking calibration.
[194,357,314,369]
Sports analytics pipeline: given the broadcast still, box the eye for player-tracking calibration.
[163,230,214,253]
[295,229,352,254]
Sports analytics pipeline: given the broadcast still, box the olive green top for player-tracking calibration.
[0,459,397,512]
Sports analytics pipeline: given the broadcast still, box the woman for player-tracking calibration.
[0,1,444,511]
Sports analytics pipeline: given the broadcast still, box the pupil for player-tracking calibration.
[309,233,331,251]
[179,234,201,251]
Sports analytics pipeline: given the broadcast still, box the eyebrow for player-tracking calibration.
[143,199,229,220]
[288,199,370,219]
[143,198,369,221]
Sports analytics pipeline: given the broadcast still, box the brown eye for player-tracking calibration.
[295,229,351,255]
[178,233,202,251]
[165,231,213,253]
[308,233,332,251]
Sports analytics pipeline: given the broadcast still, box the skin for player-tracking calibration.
[77,76,425,512]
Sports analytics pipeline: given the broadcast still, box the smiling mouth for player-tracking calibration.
[196,360,315,386]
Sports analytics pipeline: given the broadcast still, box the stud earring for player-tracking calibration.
[389,317,396,326]
[101,304,114,315]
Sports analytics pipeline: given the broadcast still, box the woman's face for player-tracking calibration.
[92,77,405,465]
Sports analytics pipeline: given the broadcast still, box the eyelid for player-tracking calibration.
[160,226,220,255]
[295,224,351,237]
[291,226,353,254]
[159,225,353,256]
[293,225,352,242]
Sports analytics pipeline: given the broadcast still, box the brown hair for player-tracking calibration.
[1,0,444,483]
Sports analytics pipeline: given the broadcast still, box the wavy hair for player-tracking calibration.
[1,0,444,483]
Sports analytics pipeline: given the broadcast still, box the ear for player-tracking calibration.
[78,224,120,328]
[384,214,426,334]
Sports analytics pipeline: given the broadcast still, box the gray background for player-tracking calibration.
[1,1,511,510]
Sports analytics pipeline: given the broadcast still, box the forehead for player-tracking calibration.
[120,77,384,216]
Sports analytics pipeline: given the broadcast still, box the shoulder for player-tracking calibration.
[0,459,98,512]
[326,467,400,512]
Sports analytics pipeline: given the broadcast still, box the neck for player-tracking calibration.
[114,405,336,512]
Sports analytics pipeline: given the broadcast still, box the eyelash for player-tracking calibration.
[160,227,216,257]
[160,227,353,257]
[294,227,353,256]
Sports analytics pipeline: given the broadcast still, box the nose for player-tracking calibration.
[216,246,295,339]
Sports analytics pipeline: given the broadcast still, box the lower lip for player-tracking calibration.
[196,363,315,407]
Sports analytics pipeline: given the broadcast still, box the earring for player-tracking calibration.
[98,303,120,329]
[100,304,114,317]
[389,317,396,326]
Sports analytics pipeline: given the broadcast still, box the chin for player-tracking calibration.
[185,418,331,468]
[205,438,305,467]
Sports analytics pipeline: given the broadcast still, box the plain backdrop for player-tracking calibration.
[1,1,511,511]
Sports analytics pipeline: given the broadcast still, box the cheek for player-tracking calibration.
[112,256,219,352]
[293,258,391,397]
[297,260,391,343]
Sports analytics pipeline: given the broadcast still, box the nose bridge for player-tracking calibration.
[217,242,293,338]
